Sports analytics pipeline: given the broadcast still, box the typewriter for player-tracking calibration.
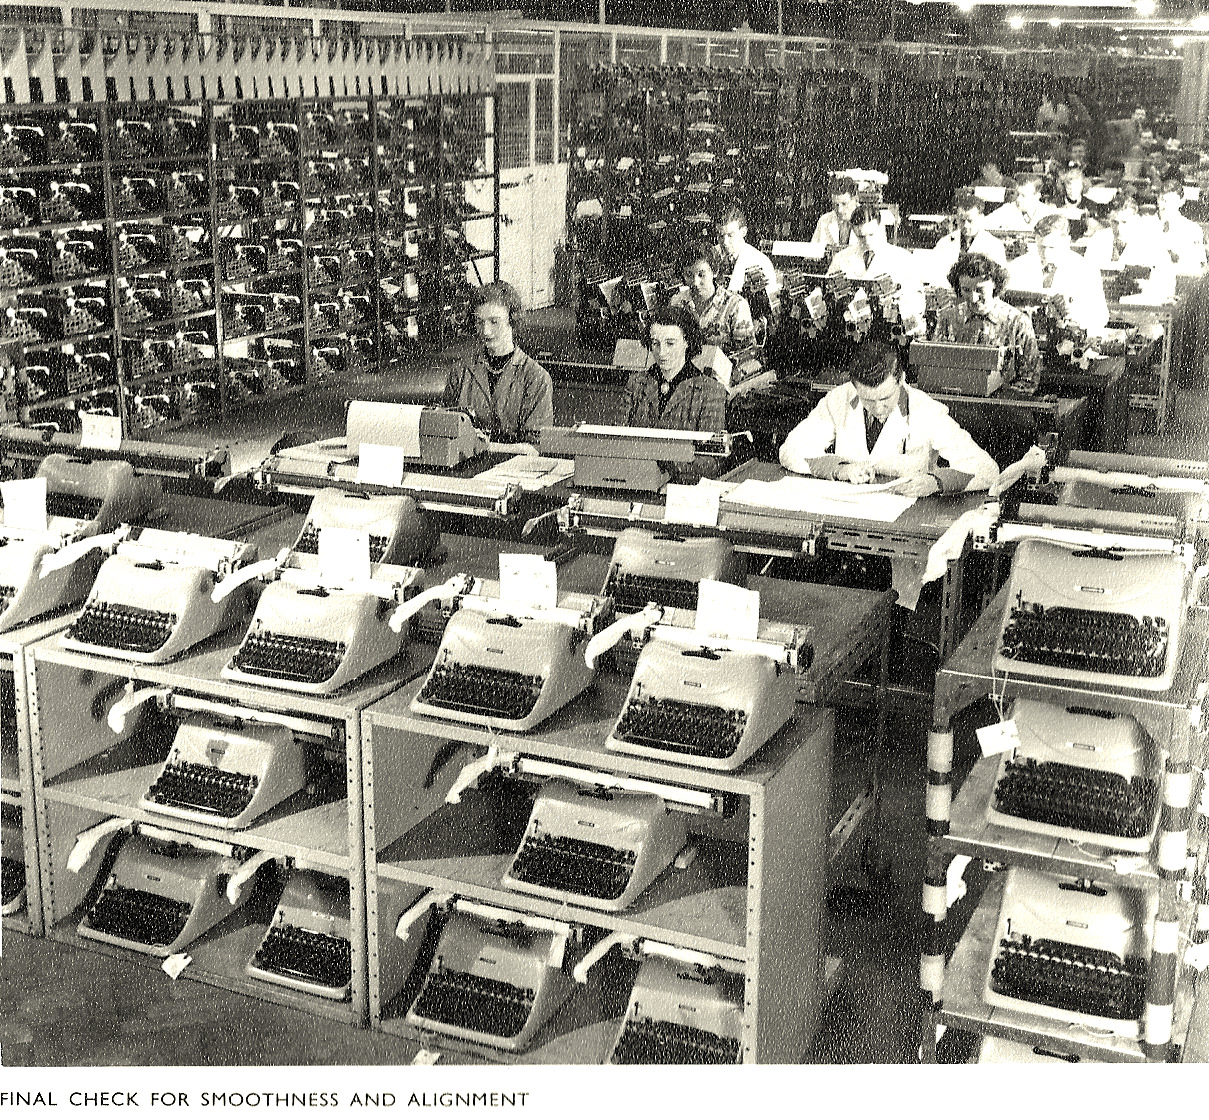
[1,803,24,917]
[0,455,159,633]
[540,425,732,492]
[222,561,425,695]
[910,340,1005,397]
[606,622,804,771]
[344,401,488,468]
[503,777,688,911]
[61,530,257,663]
[293,489,437,568]
[140,711,309,829]
[246,867,353,1001]
[601,528,745,615]
[411,590,611,732]
[994,538,1188,691]
[984,866,1158,1037]
[985,699,1161,852]
[402,897,574,1052]
[78,826,257,957]
[609,944,743,1065]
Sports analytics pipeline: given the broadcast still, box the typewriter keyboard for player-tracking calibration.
[145,761,258,820]
[83,885,192,948]
[412,967,534,1041]
[990,936,1147,1021]
[45,492,102,520]
[68,603,178,654]
[294,525,389,563]
[232,632,347,685]
[252,924,352,993]
[510,833,637,901]
[419,663,543,722]
[993,759,1158,840]
[1,856,25,908]
[614,697,747,760]
[607,573,700,613]
[612,1018,741,1065]
[999,603,1170,679]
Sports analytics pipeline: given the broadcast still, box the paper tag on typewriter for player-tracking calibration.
[976,718,1020,758]
[1,477,47,530]
[318,527,371,583]
[357,442,407,487]
[664,483,720,528]
[499,553,557,612]
[80,411,122,451]
[695,579,760,641]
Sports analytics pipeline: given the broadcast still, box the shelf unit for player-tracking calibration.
[920,585,1209,1063]
[1108,299,1175,434]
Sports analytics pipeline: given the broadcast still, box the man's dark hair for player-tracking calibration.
[829,174,859,198]
[948,252,1009,297]
[716,205,747,230]
[851,204,882,230]
[1034,212,1070,239]
[643,304,705,361]
[953,187,985,214]
[849,338,903,388]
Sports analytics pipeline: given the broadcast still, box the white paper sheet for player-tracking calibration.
[723,475,917,522]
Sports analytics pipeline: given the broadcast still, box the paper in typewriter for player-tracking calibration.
[725,475,917,522]
[471,456,574,489]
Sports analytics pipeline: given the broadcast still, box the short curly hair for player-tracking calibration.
[678,240,724,278]
[948,252,1010,297]
[471,280,525,327]
[643,304,705,361]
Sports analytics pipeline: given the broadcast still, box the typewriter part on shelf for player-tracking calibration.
[984,866,1158,1038]
[223,561,425,695]
[401,897,575,1053]
[0,426,230,484]
[539,424,732,492]
[292,488,437,568]
[1065,450,1209,482]
[609,943,744,1065]
[411,590,612,733]
[246,866,353,1001]
[343,401,488,468]
[61,530,258,663]
[910,340,1006,397]
[984,698,1161,852]
[1,803,25,917]
[975,1036,1081,1063]
[993,538,1189,692]
[77,826,257,958]
[601,527,745,614]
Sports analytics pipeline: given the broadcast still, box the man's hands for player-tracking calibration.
[836,461,876,484]
[888,473,941,497]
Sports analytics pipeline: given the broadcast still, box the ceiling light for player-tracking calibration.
[1049,16,1062,26]
[955,0,975,11]
[1008,14,1025,29]
[1173,35,1186,46]
[1194,14,1209,28]
[1134,0,1156,16]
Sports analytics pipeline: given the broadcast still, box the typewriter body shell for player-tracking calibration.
[140,714,309,830]
[910,340,1005,397]
[609,954,743,1065]
[405,907,574,1052]
[984,699,1161,852]
[293,488,437,567]
[223,563,424,695]
[984,866,1157,1038]
[411,592,610,733]
[1055,479,1206,542]
[502,778,688,912]
[61,531,258,663]
[246,867,352,1001]
[39,453,161,529]
[608,638,798,771]
[994,538,1188,692]
[602,527,745,614]
[539,426,728,492]
[77,830,247,957]
[344,402,488,469]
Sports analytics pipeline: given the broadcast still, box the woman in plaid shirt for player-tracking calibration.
[667,241,755,354]
[624,305,728,483]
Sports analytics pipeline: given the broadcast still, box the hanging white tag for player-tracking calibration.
[1,477,47,530]
[80,411,122,451]
[357,443,407,487]
[318,527,371,583]
[976,718,1020,757]
[499,553,557,611]
[695,579,760,641]
[664,483,720,527]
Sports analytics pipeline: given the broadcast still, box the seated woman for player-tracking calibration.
[624,305,729,483]
[668,241,756,354]
[931,252,1042,395]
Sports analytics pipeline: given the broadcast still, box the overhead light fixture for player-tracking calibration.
[1008,13,1025,28]
[1048,16,1062,26]
[1134,0,1156,15]
[1194,14,1209,29]
[955,0,975,11]
[1173,35,1186,46]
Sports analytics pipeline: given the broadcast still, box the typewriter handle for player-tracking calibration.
[572,931,636,984]
[225,850,277,905]
[210,547,290,603]
[445,744,515,805]
[395,891,453,941]
[39,526,131,579]
[584,604,665,669]
[639,939,744,975]
[107,683,171,734]
[66,815,132,874]
[388,574,476,634]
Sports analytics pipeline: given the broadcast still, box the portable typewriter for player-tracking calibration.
[246,866,353,1001]
[608,941,744,1065]
[601,527,745,615]
[0,455,159,633]
[1,803,24,917]
[398,895,575,1052]
[221,560,425,695]
[292,489,437,569]
[984,866,1158,1037]
[984,699,1161,852]
[539,424,733,492]
[910,340,1005,397]
[410,589,612,733]
[78,825,259,957]
[994,537,1189,692]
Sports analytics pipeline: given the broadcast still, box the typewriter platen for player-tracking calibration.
[292,488,437,568]
[601,527,745,614]
[540,424,732,492]
[62,530,258,663]
[246,866,353,1001]
[985,699,1161,853]
[984,866,1158,1038]
[994,538,1188,692]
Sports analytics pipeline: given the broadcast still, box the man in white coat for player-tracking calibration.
[930,188,1008,286]
[828,205,927,334]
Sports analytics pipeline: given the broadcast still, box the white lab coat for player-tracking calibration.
[1008,248,1110,334]
[1161,211,1207,275]
[726,242,780,294]
[811,210,853,251]
[929,227,1008,287]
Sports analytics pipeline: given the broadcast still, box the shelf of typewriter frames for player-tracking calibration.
[564,70,608,268]
[920,584,1209,1063]
[27,599,429,1026]
[359,667,835,1063]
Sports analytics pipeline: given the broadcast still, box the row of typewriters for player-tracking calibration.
[1,400,1206,1062]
